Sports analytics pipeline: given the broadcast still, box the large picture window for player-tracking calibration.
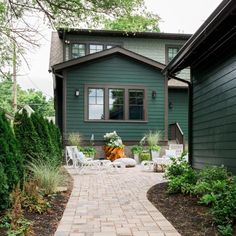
[85,85,146,122]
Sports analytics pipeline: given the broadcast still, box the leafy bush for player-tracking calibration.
[22,181,50,214]
[80,146,96,157]
[28,160,65,195]
[166,160,236,235]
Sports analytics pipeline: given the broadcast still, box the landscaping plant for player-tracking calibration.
[165,159,236,236]
[28,160,65,195]
[0,112,24,210]
[68,132,82,147]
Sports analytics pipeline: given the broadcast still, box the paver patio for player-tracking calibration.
[55,166,181,236]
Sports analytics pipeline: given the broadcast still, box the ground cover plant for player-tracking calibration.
[164,156,236,236]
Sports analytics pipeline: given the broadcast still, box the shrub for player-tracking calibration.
[165,155,197,194]
[0,163,9,209]
[0,112,23,210]
[28,160,65,195]
[14,110,43,162]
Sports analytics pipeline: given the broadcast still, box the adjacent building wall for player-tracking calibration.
[192,51,236,174]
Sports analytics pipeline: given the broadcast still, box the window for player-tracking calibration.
[109,89,124,120]
[88,88,104,120]
[72,44,86,59]
[85,85,146,121]
[129,89,144,120]
[166,45,181,63]
[89,44,103,54]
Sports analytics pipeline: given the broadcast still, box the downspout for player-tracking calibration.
[188,74,193,167]
[164,73,169,143]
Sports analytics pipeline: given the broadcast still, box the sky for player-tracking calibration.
[17,0,222,98]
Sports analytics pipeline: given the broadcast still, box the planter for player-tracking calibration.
[133,153,139,164]
[151,150,160,160]
[139,151,151,162]
[103,146,125,161]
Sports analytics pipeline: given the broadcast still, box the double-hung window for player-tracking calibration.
[166,45,181,63]
[85,85,146,122]
[72,44,86,59]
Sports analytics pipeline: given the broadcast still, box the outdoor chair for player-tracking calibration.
[65,146,77,166]
[73,148,101,174]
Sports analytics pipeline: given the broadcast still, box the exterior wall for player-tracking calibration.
[168,88,188,141]
[65,34,190,81]
[192,52,236,174]
[64,54,165,142]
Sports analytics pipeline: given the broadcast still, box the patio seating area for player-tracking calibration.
[54,165,180,236]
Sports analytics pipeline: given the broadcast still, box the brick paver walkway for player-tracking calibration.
[54,166,181,236]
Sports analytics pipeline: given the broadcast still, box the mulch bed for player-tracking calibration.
[0,167,73,236]
[147,182,219,236]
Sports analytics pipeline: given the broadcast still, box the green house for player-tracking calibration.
[49,29,190,146]
[165,0,236,173]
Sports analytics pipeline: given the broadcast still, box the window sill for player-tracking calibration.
[84,120,148,123]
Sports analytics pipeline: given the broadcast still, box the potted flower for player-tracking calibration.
[103,131,125,161]
[145,130,162,160]
[131,145,143,163]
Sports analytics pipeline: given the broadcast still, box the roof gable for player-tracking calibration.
[52,47,165,73]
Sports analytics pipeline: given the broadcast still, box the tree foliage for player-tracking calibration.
[0,0,145,76]
[104,12,160,32]
[0,76,54,116]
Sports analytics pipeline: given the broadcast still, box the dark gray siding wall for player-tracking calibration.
[65,54,165,142]
[168,88,188,141]
[192,52,236,174]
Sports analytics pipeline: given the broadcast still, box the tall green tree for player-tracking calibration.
[0,111,24,209]
[0,77,54,116]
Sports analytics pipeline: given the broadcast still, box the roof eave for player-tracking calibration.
[163,0,235,74]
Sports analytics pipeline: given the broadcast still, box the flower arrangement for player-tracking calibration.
[104,131,123,147]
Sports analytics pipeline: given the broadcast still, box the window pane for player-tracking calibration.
[106,45,113,49]
[89,44,103,54]
[167,47,179,62]
[129,89,144,120]
[109,89,124,120]
[65,44,70,60]
[88,88,104,120]
[72,44,85,59]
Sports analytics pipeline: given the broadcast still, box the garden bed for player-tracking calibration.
[147,182,236,236]
[0,167,73,236]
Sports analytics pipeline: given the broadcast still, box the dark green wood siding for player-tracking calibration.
[192,53,236,174]
[65,54,165,142]
[168,89,188,141]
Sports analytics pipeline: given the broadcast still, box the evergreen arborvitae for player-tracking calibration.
[14,110,43,162]
[31,113,57,161]
[47,120,62,164]
[0,163,9,210]
[0,112,23,209]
